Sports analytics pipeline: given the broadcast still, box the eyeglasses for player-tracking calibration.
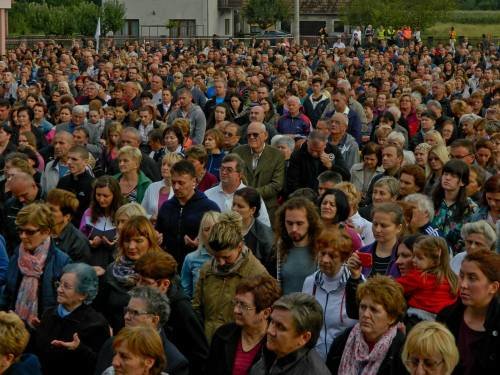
[247,132,261,139]
[224,132,235,137]
[451,153,472,160]
[17,228,41,236]
[231,299,256,312]
[220,166,237,173]
[55,281,74,290]
[124,307,151,318]
[405,357,443,371]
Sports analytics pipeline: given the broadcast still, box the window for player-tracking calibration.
[225,19,230,35]
[168,20,196,38]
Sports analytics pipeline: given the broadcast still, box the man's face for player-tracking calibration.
[266,308,310,359]
[120,132,140,148]
[53,135,73,159]
[285,208,309,244]
[382,146,401,171]
[67,152,87,175]
[330,115,347,137]
[171,172,196,201]
[10,180,37,204]
[183,76,194,89]
[219,161,241,187]
[450,146,474,165]
[399,173,419,197]
[72,112,86,126]
[0,105,10,121]
[124,297,156,328]
[287,99,300,116]
[86,85,98,99]
[139,110,152,125]
[332,93,347,112]
[223,126,240,148]
[0,128,10,145]
[73,130,87,146]
[249,106,265,122]
[178,93,192,110]
[247,123,267,152]
[318,181,336,197]
[215,82,226,97]
[307,138,326,158]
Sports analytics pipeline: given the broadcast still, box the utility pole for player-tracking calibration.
[294,0,300,45]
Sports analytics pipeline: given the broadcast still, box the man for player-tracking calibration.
[57,105,100,147]
[404,193,441,236]
[450,138,492,179]
[222,122,241,152]
[176,72,207,107]
[276,96,312,136]
[73,126,101,160]
[56,146,95,226]
[399,164,426,198]
[149,74,164,105]
[135,251,209,375]
[2,173,42,254]
[168,88,206,145]
[287,130,350,195]
[0,98,11,126]
[250,293,329,375]
[233,122,285,220]
[303,78,330,127]
[240,105,277,144]
[205,153,270,226]
[322,88,362,144]
[336,79,368,133]
[136,106,165,153]
[156,160,220,265]
[329,112,359,170]
[317,170,343,197]
[157,88,173,120]
[41,131,74,195]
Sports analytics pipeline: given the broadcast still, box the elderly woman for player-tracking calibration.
[437,250,500,374]
[97,216,162,333]
[450,220,496,274]
[414,142,432,176]
[359,176,400,220]
[114,145,151,203]
[0,203,71,326]
[163,124,185,156]
[402,321,459,375]
[207,275,282,375]
[31,263,110,375]
[141,153,183,220]
[350,142,383,202]
[0,311,42,374]
[192,211,269,342]
[326,275,407,375]
[302,229,357,360]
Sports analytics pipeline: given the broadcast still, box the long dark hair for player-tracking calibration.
[90,176,125,223]
[432,159,470,219]
[318,188,350,224]
[234,187,262,218]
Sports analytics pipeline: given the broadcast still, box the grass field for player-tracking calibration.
[423,22,499,38]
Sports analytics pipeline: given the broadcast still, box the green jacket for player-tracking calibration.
[113,170,151,204]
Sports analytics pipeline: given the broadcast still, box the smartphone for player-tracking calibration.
[356,252,373,268]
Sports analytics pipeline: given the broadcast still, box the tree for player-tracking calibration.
[102,0,127,34]
[342,0,457,29]
[242,0,293,30]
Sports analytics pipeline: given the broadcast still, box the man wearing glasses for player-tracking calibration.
[450,139,491,179]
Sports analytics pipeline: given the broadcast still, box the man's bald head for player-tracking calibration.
[9,173,38,204]
[249,105,265,122]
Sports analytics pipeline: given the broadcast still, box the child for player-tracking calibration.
[396,236,458,323]
[374,125,392,146]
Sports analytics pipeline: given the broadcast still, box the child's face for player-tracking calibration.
[104,111,115,121]
[412,250,435,271]
[89,111,100,123]
[377,136,387,146]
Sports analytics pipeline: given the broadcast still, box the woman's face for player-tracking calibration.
[123,234,151,261]
[33,106,44,120]
[441,124,454,141]
[56,272,86,311]
[372,186,394,204]
[459,260,498,308]
[420,116,435,132]
[233,291,267,329]
[395,242,413,276]
[115,107,127,120]
[109,131,120,146]
[230,96,241,111]
[161,160,172,181]
[18,135,30,148]
[464,233,490,254]
[320,194,337,222]
[17,224,50,252]
[372,211,401,245]
[475,147,491,168]
[95,186,114,209]
[213,246,242,271]
[112,340,154,375]
[204,135,217,151]
[59,109,72,123]
[164,131,180,151]
[359,296,395,343]
[232,195,256,222]
[486,192,500,217]
[466,170,480,197]
[318,247,343,277]
[17,111,31,127]
[428,153,444,172]
[424,135,437,146]
[119,155,139,174]
[405,353,447,375]
[414,149,428,167]
[26,96,37,108]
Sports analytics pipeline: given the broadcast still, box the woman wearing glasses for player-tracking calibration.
[0,203,71,327]
[30,263,110,375]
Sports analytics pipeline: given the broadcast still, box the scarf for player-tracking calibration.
[15,237,51,323]
[338,323,398,375]
[210,247,249,276]
[111,256,139,287]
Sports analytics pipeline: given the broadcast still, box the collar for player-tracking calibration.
[251,143,266,157]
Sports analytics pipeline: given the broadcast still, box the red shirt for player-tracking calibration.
[197,172,218,192]
[232,338,263,375]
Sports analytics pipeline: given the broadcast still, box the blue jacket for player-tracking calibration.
[0,235,8,287]
[0,240,72,315]
[276,112,312,136]
[4,354,42,375]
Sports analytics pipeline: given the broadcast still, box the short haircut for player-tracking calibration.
[400,164,426,192]
[221,153,245,173]
[204,128,224,149]
[118,145,142,165]
[235,275,282,312]
[118,216,163,255]
[404,193,435,221]
[234,187,262,218]
[383,144,404,160]
[171,159,196,178]
[461,220,497,249]
[271,134,295,152]
[314,228,353,262]
[62,263,98,304]
[272,293,323,349]
[185,145,208,165]
[15,202,54,231]
[46,188,79,217]
[374,176,400,197]
[450,138,475,154]
[163,124,185,146]
[135,251,178,281]
[129,286,171,326]
[68,145,90,160]
[317,170,342,185]
[115,202,147,221]
[0,312,30,359]
[335,182,361,209]
[357,275,406,322]
[208,211,243,252]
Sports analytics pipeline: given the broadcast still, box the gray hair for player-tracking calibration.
[387,106,401,121]
[461,220,496,249]
[387,131,405,147]
[62,263,98,304]
[287,96,301,105]
[374,176,400,197]
[249,121,266,133]
[337,79,351,90]
[404,193,435,221]
[271,135,295,152]
[272,293,323,349]
[129,286,171,326]
[459,113,482,126]
[122,126,141,139]
[426,100,442,110]
[72,105,87,115]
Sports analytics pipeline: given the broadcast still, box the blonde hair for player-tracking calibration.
[0,311,30,359]
[162,152,183,166]
[207,211,243,252]
[424,130,445,146]
[198,211,222,248]
[335,182,361,210]
[15,202,54,231]
[402,321,459,375]
[115,202,148,221]
[118,145,142,165]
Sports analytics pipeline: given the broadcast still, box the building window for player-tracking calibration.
[168,19,196,38]
[333,19,344,33]
[117,19,139,37]
[225,19,230,35]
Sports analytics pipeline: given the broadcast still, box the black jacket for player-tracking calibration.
[250,347,331,375]
[437,297,500,374]
[56,170,95,226]
[30,304,110,375]
[52,222,91,263]
[244,219,274,267]
[286,141,350,195]
[207,322,264,375]
[326,327,408,375]
[166,282,209,375]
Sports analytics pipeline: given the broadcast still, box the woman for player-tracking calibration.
[232,187,274,266]
[394,234,421,277]
[31,263,110,375]
[13,106,46,151]
[440,119,456,146]
[192,211,269,342]
[207,275,281,375]
[424,130,445,147]
[359,177,400,221]
[303,229,358,360]
[32,102,54,141]
[410,111,437,150]
[228,93,247,125]
[114,145,152,203]
[350,142,384,202]
[210,103,231,129]
[414,142,432,177]
[162,124,185,156]
[424,145,450,195]
[142,153,182,220]
[0,311,42,374]
[108,325,166,375]
[0,203,71,325]
[204,128,225,180]
[18,130,45,172]
[326,275,407,375]
[115,203,148,235]
[402,321,459,375]
[319,189,363,251]
[80,176,124,268]
[261,97,279,127]
[101,122,123,175]
[450,220,496,274]
[475,138,496,175]
[437,250,500,374]
[181,211,221,300]
[98,216,163,333]
[57,105,73,125]
[466,164,486,204]
[47,188,91,263]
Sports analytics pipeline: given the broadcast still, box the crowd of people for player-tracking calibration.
[0,28,498,375]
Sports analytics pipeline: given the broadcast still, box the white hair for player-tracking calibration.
[387,106,401,121]
[404,193,435,221]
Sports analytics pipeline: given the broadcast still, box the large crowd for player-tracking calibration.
[0,28,499,375]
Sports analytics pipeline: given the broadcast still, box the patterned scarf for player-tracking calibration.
[338,323,398,375]
[15,237,51,323]
[111,256,139,287]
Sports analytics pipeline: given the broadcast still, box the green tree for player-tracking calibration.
[102,0,127,34]
[343,0,457,29]
[242,0,293,30]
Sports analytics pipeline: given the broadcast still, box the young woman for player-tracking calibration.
[203,128,225,180]
[101,121,122,175]
[424,145,450,195]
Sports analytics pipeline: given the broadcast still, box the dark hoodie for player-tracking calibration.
[4,354,42,375]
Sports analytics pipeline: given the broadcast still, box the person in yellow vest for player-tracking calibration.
[449,26,457,51]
